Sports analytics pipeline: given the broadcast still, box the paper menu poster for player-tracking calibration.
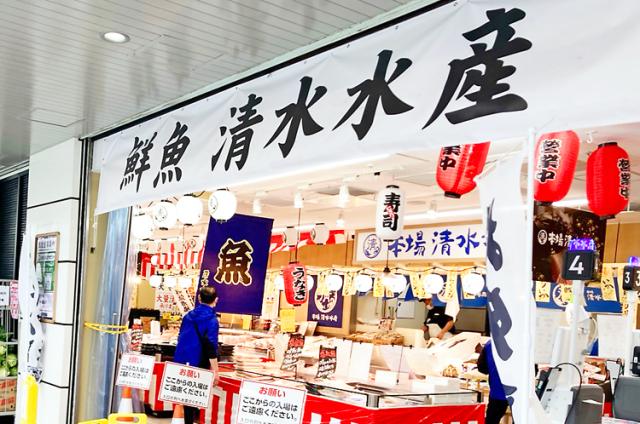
[597,314,627,360]
[347,342,373,381]
[534,308,565,364]
[333,338,352,378]
[316,346,338,379]
[378,344,411,373]
[281,334,305,371]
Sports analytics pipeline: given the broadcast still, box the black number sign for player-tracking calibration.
[562,250,595,281]
[623,266,640,291]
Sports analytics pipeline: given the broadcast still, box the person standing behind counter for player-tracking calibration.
[421,293,455,340]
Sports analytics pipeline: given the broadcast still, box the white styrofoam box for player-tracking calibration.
[40,322,73,387]
[27,138,82,207]
[26,199,79,262]
[54,263,76,325]
[374,370,398,387]
[37,381,68,423]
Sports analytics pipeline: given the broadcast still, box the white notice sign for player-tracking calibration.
[0,286,10,307]
[116,353,155,390]
[237,380,306,424]
[159,362,215,408]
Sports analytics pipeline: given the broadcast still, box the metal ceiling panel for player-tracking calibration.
[0,0,417,167]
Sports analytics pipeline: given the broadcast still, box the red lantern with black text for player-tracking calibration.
[436,142,490,198]
[533,131,580,204]
[283,262,308,306]
[587,142,630,219]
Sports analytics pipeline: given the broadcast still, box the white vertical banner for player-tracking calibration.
[477,152,548,423]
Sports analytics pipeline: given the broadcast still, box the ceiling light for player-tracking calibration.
[252,198,262,215]
[336,211,345,229]
[294,192,304,209]
[101,31,130,43]
[406,208,482,222]
[338,184,350,208]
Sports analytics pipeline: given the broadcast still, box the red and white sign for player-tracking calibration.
[116,353,155,390]
[159,362,215,408]
[236,380,306,424]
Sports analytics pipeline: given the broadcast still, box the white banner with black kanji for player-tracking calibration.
[477,153,548,423]
[95,0,640,213]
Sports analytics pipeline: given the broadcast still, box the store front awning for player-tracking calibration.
[93,0,640,213]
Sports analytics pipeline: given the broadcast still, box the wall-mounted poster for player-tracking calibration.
[532,205,606,284]
[34,232,59,322]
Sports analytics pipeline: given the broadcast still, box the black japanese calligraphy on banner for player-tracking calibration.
[532,204,606,284]
[477,154,546,421]
[95,0,640,214]
[307,276,344,328]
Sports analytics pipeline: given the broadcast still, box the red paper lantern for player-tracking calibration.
[283,262,308,306]
[533,131,580,204]
[587,142,630,219]
[436,142,490,198]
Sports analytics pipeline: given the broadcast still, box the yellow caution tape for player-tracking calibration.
[84,322,129,335]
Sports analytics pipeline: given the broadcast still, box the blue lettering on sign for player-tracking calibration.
[363,234,382,259]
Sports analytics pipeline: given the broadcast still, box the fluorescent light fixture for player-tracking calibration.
[406,208,482,221]
[338,184,350,208]
[554,198,588,208]
[336,210,345,229]
[252,198,262,215]
[272,224,315,233]
[294,192,304,209]
[101,31,130,43]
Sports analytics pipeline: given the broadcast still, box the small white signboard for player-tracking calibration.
[116,353,155,390]
[236,380,306,424]
[355,224,486,263]
[159,362,215,408]
[0,286,10,307]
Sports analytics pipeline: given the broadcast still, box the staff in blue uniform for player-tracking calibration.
[173,286,220,424]
[477,339,509,424]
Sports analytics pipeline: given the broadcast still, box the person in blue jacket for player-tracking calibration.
[477,339,509,424]
[173,286,220,424]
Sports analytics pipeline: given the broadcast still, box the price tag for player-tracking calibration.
[116,353,155,390]
[159,362,215,408]
[562,250,595,281]
[242,315,252,330]
[280,309,296,333]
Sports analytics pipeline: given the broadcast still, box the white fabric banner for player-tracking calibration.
[355,223,486,262]
[95,0,640,213]
[477,153,547,423]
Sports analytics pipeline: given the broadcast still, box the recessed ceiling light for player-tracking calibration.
[101,31,130,43]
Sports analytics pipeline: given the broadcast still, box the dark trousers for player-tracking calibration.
[485,398,509,424]
[184,406,200,424]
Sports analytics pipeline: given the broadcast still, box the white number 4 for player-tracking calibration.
[569,255,584,275]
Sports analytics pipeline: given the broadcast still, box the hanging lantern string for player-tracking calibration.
[267,264,486,276]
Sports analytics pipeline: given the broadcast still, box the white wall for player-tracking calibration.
[17,138,84,423]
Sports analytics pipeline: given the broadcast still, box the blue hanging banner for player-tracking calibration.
[197,214,273,316]
[307,275,344,328]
